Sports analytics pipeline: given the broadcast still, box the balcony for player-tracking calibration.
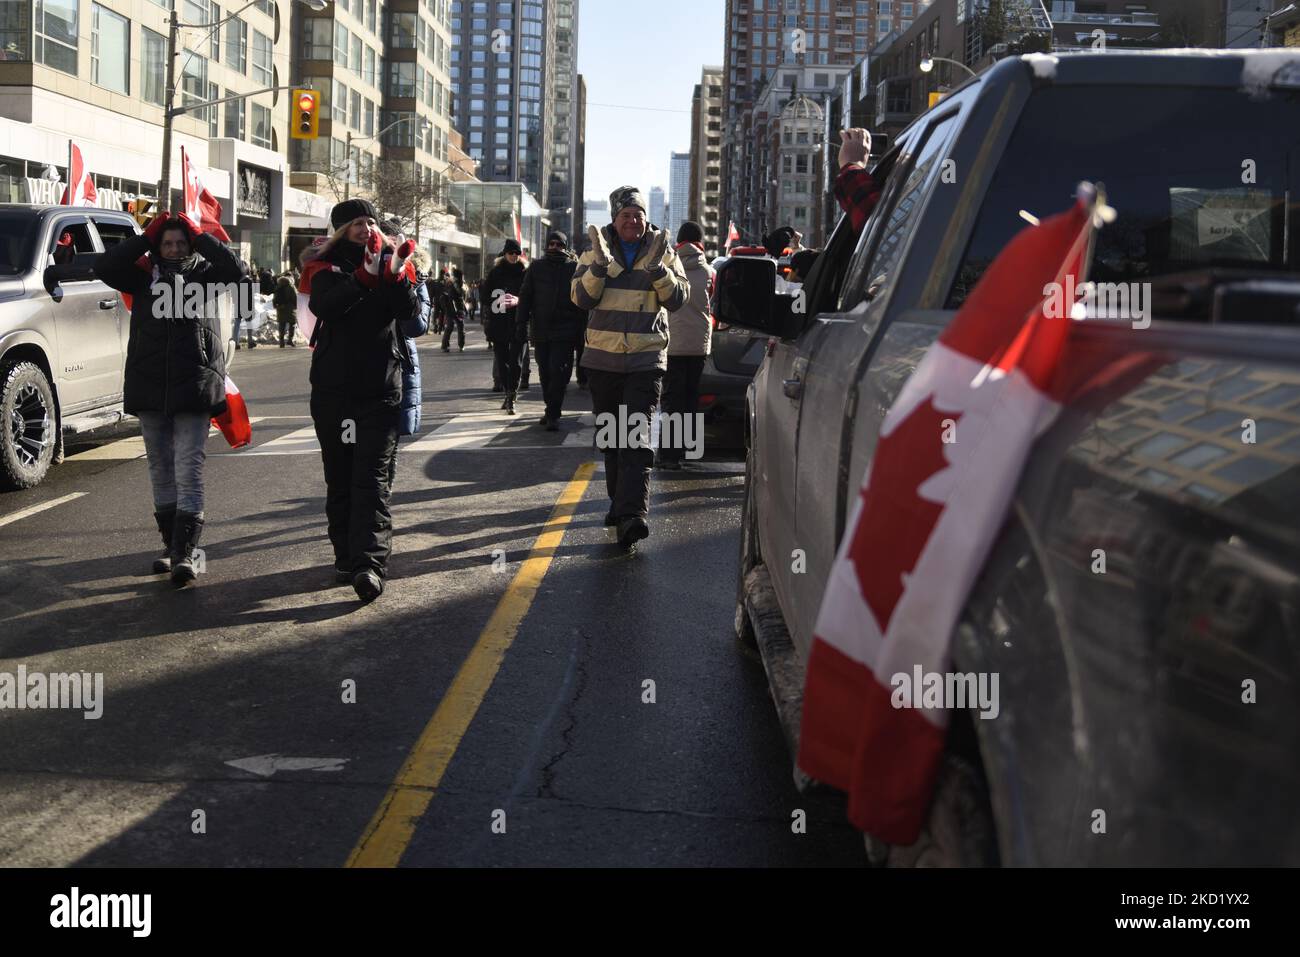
[874,76,913,127]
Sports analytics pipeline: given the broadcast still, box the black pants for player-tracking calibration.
[574,328,588,385]
[311,393,400,577]
[660,354,706,464]
[535,337,579,421]
[277,312,295,345]
[441,314,465,350]
[520,340,532,386]
[587,368,664,521]
[493,329,525,394]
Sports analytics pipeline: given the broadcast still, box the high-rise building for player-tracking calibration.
[689,66,723,256]
[722,0,932,248]
[668,150,690,241]
[649,186,666,230]
[573,73,587,237]
[448,0,557,207]
[583,198,607,233]
[545,0,579,237]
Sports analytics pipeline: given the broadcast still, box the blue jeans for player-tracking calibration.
[137,411,210,513]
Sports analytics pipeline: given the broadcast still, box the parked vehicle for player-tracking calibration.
[0,204,236,490]
[701,249,776,449]
[720,50,1300,866]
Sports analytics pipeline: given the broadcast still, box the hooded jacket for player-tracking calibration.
[571,223,690,374]
[95,230,243,416]
[668,243,714,357]
[303,238,422,405]
[518,248,586,342]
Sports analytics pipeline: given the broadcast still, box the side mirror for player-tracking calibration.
[42,254,98,302]
[713,256,804,339]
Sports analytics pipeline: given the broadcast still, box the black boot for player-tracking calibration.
[505,392,517,415]
[170,511,205,588]
[152,506,176,574]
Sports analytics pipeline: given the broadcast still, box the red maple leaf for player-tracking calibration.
[848,395,960,634]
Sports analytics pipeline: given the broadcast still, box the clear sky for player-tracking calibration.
[576,1,724,211]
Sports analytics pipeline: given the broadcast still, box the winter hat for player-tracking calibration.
[546,230,569,248]
[502,238,522,256]
[609,185,647,220]
[379,218,405,238]
[676,221,704,245]
[330,198,379,230]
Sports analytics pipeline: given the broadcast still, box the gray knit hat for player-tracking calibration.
[609,185,647,220]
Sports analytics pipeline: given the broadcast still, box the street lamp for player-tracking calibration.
[919,56,978,79]
[158,0,329,207]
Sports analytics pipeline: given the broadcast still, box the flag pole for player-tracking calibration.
[65,139,71,205]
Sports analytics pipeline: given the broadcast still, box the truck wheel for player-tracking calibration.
[734,444,761,646]
[881,755,999,868]
[0,360,58,491]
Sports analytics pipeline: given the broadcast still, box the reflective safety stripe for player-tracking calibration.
[586,327,668,355]
[594,286,661,314]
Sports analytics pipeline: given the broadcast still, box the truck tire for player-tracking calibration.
[0,360,58,491]
[734,444,761,646]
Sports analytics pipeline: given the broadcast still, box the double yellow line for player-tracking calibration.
[346,461,595,867]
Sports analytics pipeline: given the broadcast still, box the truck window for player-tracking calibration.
[47,220,95,267]
[91,217,136,250]
[840,112,958,311]
[947,84,1300,310]
[0,211,38,275]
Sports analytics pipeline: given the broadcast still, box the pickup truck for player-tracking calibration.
[719,50,1300,866]
[0,205,236,490]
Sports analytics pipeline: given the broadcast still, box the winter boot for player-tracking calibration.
[152,506,177,574]
[170,511,205,588]
[505,392,517,415]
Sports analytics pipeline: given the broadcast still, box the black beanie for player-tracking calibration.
[676,221,704,245]
[764,226,795,257]
[502,238,522,256]
[547,230,568,248]
[330,198,379,230]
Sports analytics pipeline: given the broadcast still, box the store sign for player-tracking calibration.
[237,164,270,219]
[22,177,154,210]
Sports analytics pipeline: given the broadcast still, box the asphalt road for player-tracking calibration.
[0,324,863,867]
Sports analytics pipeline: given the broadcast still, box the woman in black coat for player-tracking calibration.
[483,239,527,414]
[300,199,421,603]
[94,213,244,587]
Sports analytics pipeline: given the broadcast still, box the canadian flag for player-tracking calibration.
[724,221,740,254]
[211,375,252,449]
[60,142,97,207]
[181,146,231,242]
[796,183,1122,845]
[511,210,527,262]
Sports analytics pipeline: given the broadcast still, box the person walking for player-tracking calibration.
[388,245,433,490]
[483,239,527,414]
[439,266,468,352]
[300,198,421,603]
[94,212,244,586]
[573,185,690,549]
[658,221,714,469]
[272,272,297,346]
[518,230,586,430]
[258,266,275,296]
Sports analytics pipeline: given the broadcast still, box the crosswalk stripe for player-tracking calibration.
[561,413,596,448]
[403,411,514,453]
[239,425,320,456]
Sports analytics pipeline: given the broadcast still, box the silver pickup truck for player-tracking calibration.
[0,204,235,490]
[719,50,1300,866]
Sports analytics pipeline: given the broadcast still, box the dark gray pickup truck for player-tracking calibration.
[718,50,1300,866]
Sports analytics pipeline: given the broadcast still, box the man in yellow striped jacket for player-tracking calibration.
[573,185,691,549]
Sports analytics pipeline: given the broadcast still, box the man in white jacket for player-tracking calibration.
[659,221,715,469]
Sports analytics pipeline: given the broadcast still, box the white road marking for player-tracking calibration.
[403,412,515,453]
[225,754,349,777]
[0,492,87,529]
[65,436,146,461]
[238,425,320,456]
[561,413,597,448]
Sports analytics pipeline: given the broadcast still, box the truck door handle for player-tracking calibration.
[98,298,117,310]
[782,377,803,399]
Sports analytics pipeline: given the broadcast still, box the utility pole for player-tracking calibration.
[157,7,180,208]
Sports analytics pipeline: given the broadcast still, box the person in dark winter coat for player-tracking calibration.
[518,230,586,429]
[94,212,244,587]
[483,239,527,414]
[259,267,275,296]
[438,266,468,352]
[300,198,421,603]
[272,273,297,346]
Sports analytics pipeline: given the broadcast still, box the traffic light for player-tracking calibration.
[291,89,320,140]
[126,198,153,225]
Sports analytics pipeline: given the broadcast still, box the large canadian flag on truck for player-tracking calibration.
[796,184,1130,845]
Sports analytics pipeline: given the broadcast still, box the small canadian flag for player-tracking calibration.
[60,142,97,207]
[725,221,740,253]
[181,146,231,242]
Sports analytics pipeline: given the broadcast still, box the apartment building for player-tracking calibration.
[668,150,690,241]
[688,65,723,255]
